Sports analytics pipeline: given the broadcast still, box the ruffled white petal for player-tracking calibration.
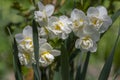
[45,4,54,17]
[23,25,32,38]
[96,6,107,16]
[15,33,24,43]
[40,43,53,51]
[38,1,45,11]
[87,7,99,17]
[50,50,61,56]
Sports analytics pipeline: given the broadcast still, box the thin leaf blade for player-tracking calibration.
[32,20,41,80]
[98,26,120,80]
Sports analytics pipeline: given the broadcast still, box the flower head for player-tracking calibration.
[48,16,72,39]
[87,6,112,33]
[15,26,34,66]
[75,25,100,52]
[70,9,89,37]
[34,1,55,26]
[39,43,61,67]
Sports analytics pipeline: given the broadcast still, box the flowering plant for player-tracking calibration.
[12,1,120,80]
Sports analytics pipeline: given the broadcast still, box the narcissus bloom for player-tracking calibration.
[75,25,100,52]
[39,43,61,67]
[48,16,72,39]
[15,26,34,66]
[70,9,89,37]
[34,1,55,26]
[87,6,112,33]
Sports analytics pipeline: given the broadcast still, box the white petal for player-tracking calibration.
[99,15,112,33]
[75,39,81,49]
[87,7,99,17]
[71,9,85,20]
[23,25,32,38]
[45,54,54,61]
[38,1,44,11]
[61,33,68,39]
[48,16,58,26]
[40,43,53,50]
[15,33,24,43]
[90,42,97,52]
[39,38,47,45]
[45,4,54,17]
[96,6,107,16]
[83,25,100,41]
[59,15,69,21]
[50,50,61,56]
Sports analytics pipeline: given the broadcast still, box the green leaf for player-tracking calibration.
[32,20,41,80]
[13,38,23,80]
[61,41,70,80]
[75,52,91,80]
[111,9,120,23]
[98,26,120,80]
[53,71,62,80]
[114,68,120,80]
[75,64,82,80]
[81,52,91,80]
[69,49,81,63]
[58,0,74,14]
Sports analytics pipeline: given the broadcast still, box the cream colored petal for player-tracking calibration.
[45,4,54,17]
[71,9,85,20]
[50,50,61,56]
[38,1,45,11]
[99,15,112,33]
[75,39,81,49]
[40,43,53,51]
[87,7,99,17]
[96,6,107,16]
[90,42,97,52]
[15,33,24,43]
[23,25,32,38]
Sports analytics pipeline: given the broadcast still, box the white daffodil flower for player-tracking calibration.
[15,25,47,66]
[70,9,89,37]
[39,43,61,67]
[87,6,112,33]
[75,25,100,52]
[15,26,34,66]
[48,16,72,39]
[34,1,55,26]
[15,26,33,53]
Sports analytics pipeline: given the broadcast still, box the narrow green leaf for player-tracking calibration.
[32,20,41,80]
[53,71,62,80]
[98,27,120,80]
[75,52,91,80]
[61,41,70,80]
[111,9,120,23]
[13,38,23,80]
[69,49,81,63]
[81,52,91,80]
[75,64,82,80]
[113,68,120,80]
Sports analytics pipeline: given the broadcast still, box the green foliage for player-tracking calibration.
[32,20,41,80]
[1,0,120,80]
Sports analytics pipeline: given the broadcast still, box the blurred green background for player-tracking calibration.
[0,0,120,80]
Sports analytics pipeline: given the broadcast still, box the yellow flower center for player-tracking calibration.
[54,21,64,31]
[41,51,51,62]
[20,37,33,52]
[73,19,84,28]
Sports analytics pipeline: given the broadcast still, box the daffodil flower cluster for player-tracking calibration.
[15,1,112,67]
[35,2,112,52]
[15,26,60,67]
